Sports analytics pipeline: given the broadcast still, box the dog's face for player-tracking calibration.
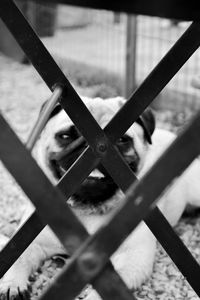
[35,97,155,207]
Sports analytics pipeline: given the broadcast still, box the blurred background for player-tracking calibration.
[1,1,200,114]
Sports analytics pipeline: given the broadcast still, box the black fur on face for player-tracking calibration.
[72,174,119,206]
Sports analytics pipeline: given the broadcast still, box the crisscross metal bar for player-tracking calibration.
[1,105,200,300]
[0,113,135,300]
[105,22,200,141]
[145,207,200,293]
[0,212,44,277]
[1,2,200,299]
[1,2,198,294]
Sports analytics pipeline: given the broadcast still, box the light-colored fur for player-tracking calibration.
[0,97,200,299]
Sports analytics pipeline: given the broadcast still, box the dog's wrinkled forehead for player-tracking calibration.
[84,96,122,127]
[45,96,155,144]
[48,96,124,130]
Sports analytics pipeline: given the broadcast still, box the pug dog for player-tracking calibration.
[0,96,200,299]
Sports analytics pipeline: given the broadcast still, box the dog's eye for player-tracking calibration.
[55,132,71,144]
[118,137,125,143]
[117,135,131,144]
[59,133,69,140]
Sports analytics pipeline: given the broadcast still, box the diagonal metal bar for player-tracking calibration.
[0,0,109,145]
[105,22,200,142]
[0,146,100,279]
[0,116,88,250]
[40,110,200,300]
[0,114,135,300]
[145,207,200,294]
[0,212,44,278]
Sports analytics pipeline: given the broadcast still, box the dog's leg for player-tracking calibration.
[81,222,156,300]
[111,222,157,290]
[0,226,66,299]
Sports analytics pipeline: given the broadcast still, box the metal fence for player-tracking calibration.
[1,2,200,110]
[36,4,200,110]
[0,1,200,300]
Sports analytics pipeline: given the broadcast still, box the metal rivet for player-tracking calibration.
[96,141,107,153]
[78,251,101,277]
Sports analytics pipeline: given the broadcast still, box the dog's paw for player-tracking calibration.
[0,273,30,299]
[111,224,157,290]
[0,280,30,300]
[0,235,30,299]
[0,287,30,300]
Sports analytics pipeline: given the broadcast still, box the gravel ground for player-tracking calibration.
[0,54,200,299]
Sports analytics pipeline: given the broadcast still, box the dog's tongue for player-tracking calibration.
[89,168,106,179]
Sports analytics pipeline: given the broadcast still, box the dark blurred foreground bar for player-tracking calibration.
[40,109,200,300]
[31,0,200,20]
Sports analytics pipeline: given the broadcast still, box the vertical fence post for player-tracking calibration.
[125,15,137,98]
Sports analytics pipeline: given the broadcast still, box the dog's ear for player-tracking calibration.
[137,108,155,144]
[141,108,155,137]
[40,100,62,121]
[114,97,155,143]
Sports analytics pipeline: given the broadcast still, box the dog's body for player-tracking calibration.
[0,96,200,299]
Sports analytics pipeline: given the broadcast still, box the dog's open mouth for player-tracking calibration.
[50,158,119,205]
[50,155,139,206]
[73,173,119,205]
